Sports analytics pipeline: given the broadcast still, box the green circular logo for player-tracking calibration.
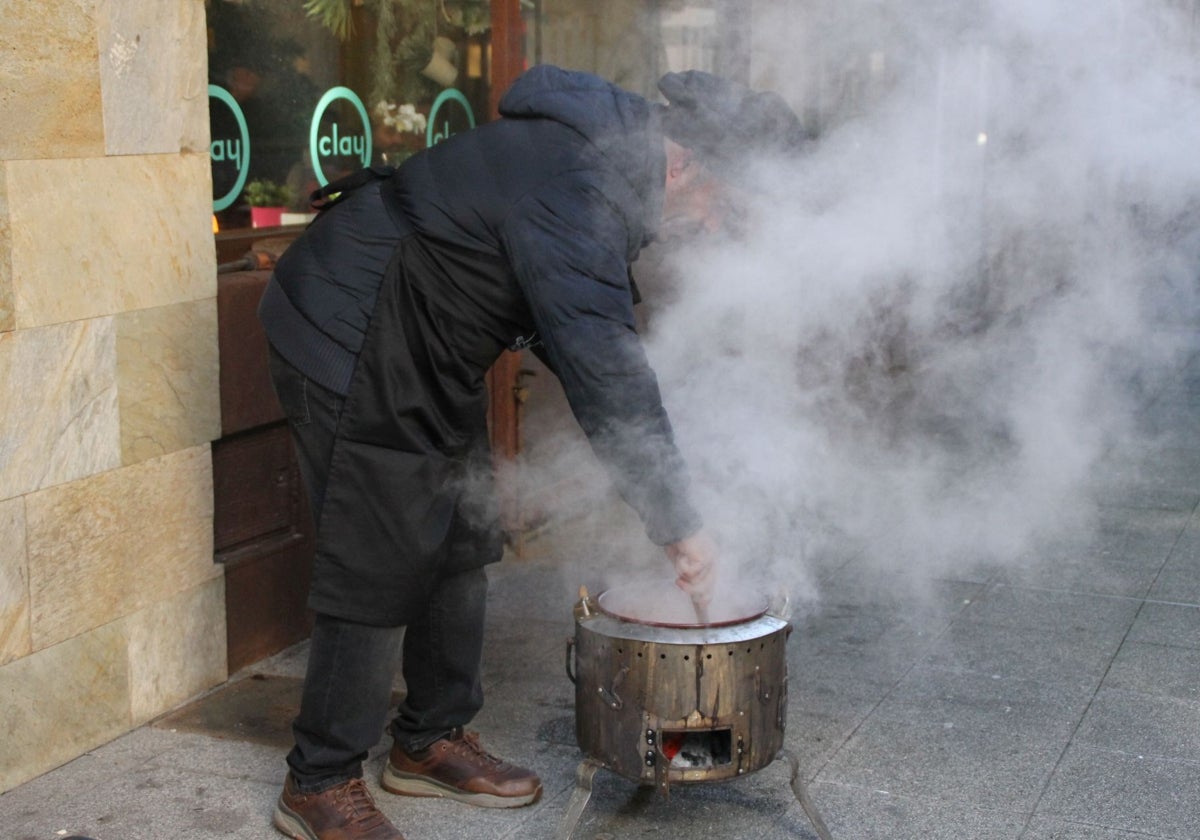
[310,86,372,186]
[426,89,476,147]
[208,84,250,212]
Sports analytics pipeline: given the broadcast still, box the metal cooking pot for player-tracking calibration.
[567,580,791,793]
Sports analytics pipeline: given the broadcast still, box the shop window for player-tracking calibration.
[207,0,492,234]
[521,0,749,99]
[207,0,750,238]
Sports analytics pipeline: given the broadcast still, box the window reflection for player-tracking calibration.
[522,0,748,98]
[206,0,750,234]
[206,0,492,233]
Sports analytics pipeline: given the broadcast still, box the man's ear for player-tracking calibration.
[664,139,696,183]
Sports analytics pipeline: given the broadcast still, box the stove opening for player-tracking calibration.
[659,728,733,768]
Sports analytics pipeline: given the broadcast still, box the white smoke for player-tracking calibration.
[636,0,1200,605]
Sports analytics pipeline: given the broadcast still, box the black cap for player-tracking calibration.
[658,71,805,176]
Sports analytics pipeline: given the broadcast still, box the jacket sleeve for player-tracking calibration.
[502,180,702,545]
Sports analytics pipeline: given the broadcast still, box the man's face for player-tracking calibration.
[659,146,741,242]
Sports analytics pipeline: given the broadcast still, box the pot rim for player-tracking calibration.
[595,579,771,628]
[578,610,789,645]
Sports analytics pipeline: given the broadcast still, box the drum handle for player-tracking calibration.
[565,637,577,684]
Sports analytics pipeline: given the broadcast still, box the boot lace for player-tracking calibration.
[334,778,388,828]
[449,729,508,769]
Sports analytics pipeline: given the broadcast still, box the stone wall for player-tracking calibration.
[0,0,225,792]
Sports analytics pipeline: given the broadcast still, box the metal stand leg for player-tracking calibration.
[555,758,603,840]
[781,749,834,840]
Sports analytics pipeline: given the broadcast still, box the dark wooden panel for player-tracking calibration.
[212,421,316,673]
[212,423,302,560]
[217,270,284,436]
[223,544,314,674]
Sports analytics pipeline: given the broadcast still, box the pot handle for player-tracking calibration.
[565,637,577,684]
[768,588,791,619]
[599,666,628,710]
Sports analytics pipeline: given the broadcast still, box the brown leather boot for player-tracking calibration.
[380,728,543,808]
[273,773,406,840]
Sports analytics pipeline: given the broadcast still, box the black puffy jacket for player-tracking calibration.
[259,66,700,623]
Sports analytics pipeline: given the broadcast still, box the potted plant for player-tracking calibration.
[243,178,295,228]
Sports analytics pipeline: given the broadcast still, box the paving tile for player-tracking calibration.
[1036,744,1200,838]
[787,782,1029,840]
[1132,386,1200,436]
[482,615,571,684]
[863,666,1086,738]
[1073,686,1200,763]
[818,668,1088,810]
[1090,426,1200,511]
[1023,816,1179,840]
[996,508,1190,597]
[997,554,1167,598]
[1090,476,1200,512]
[1147,513,1200,604]
[786,601,948,717]
[784,708,865,780]
[1088,444,1200,511]
[1103,640,1200,702]
[816,565,987,616]
[471,669,576,750]
[958,584,1141,642]
[792,586,966,662]
[2,756,282,840]
[1126,601,1200,650]
[787,651,904,719]
[920,615,1120,691]
[486,553,597,624]
[1099,442,1200,481]
[820,715,1061,811]
[1148,565,1200,605]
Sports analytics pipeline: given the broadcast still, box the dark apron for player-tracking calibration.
[306,190,530,627]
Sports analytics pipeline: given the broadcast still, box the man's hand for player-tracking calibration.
[665,531,718,606]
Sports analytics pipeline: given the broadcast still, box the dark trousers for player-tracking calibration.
[268,348,487,792]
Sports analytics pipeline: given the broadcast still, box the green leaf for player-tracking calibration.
[303,0,354,41]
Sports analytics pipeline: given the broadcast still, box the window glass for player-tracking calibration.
[521,0,749,98]
[207,0,492,232]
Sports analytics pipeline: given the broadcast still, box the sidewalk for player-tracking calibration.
[2,338,1198,840]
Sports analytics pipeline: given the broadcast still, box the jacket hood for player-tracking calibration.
[499,65,665,240]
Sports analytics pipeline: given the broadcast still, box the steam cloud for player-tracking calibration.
[519,0,1200,611]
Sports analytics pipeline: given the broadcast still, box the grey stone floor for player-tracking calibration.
[3,341,1199,840]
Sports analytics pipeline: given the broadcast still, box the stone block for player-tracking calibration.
[6,153,216,329]
[127,577,227,726]
[0,0,105,161]
[0,318,120,499]
[25,445,220,651]
[117,298,220,464]
[0,496,29,666]
[0,164,11,332]
[99,0,210,156]
[0,621,130,793]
